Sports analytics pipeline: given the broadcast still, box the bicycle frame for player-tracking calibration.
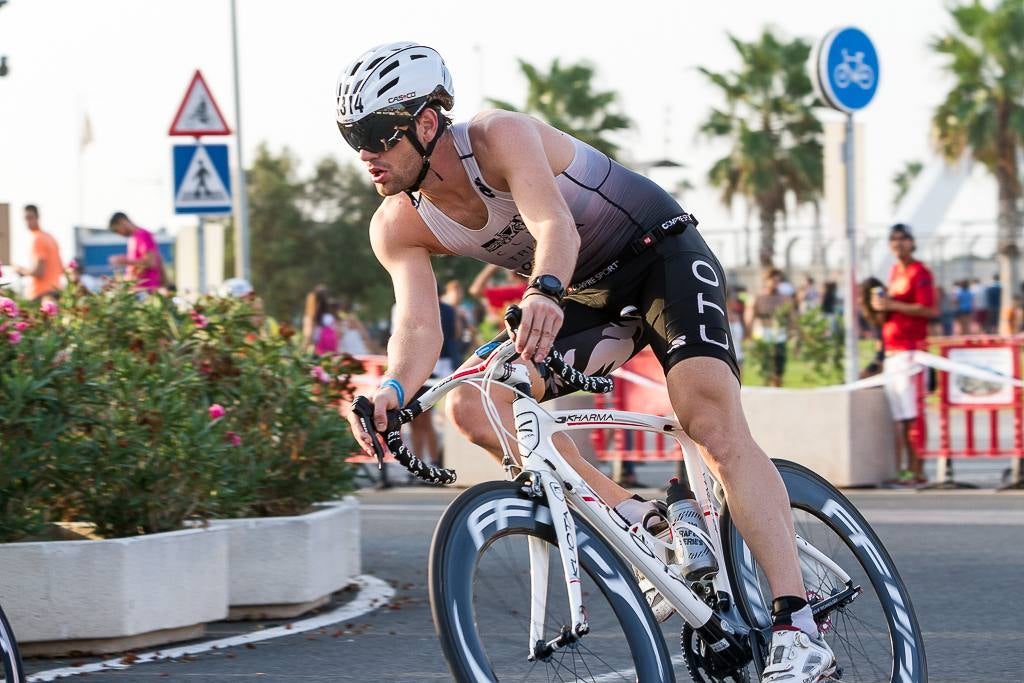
[409,338,842,660]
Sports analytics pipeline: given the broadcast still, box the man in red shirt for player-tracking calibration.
[872,224,938,485]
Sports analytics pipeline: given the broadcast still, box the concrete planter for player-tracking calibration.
[742,386,897,487]
[0,526,229,656]
[210,497,360,619]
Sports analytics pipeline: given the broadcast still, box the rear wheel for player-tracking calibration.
[722,460,928,683]
[429,481,676,682]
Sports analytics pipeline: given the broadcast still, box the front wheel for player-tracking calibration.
[722,460,928,683]
[429,481,676,682]
[0,604,25,683]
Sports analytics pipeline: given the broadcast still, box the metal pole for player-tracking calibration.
[230,0,251,281]
[198,215,207,294]
[843,114,860,384]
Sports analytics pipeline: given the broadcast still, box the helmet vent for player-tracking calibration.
[348,62,362,77]
[376,77,400,98]
[379,60,400,77]
[410,53,428,60]
[366,56,387,70]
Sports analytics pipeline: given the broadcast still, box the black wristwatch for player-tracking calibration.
[527,274,566,304]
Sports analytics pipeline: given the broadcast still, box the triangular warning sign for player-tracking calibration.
[175,146,231,209]
[169,70,232,136]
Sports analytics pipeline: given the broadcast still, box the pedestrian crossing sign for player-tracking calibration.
[169,70,232,136]
[173,143,232,215]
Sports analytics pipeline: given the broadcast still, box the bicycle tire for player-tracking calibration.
[0,604,25,683]
[721,460,928,683]
[429,481,676,682]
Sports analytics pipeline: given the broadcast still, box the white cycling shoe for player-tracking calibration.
[761,628,837,682]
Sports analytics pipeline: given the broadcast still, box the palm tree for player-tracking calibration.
[698,29,823,267]
[892,160,924,210]
[931,0,1024,331]
[488,58,631,159]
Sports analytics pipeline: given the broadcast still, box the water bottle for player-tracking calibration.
[666,477,719,582]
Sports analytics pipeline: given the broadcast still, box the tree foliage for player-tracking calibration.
[892,160,924,210]
[488,58,631,159]
[698,29,823,267]
[246,145,482,328]
[931,0,1024,328]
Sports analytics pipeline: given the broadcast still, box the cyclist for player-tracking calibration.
[340,42,834,682]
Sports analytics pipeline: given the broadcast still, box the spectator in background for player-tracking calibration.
[13,204,63,301]
[955,280,973,335]
[935,286,956,337]
[984,274,1001,334]
[871,224,937,486]
[468,263,528,328]
[302,285,339,355]
[745,269,796,387]
[727,285,747,371]
[336,298,378,355]
[442,279,477,356]
[797,275,820,312]
[858,276,887,377]
[970,277,987,334]
[821,280,839,328]
[108,212,163,293]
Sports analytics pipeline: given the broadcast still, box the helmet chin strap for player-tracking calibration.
[403,120,447,208]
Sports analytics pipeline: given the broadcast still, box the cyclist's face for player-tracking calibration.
[359,136,420,197]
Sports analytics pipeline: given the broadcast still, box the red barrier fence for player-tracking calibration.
[916,336,1024,489]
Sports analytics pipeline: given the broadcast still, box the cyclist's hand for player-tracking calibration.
[346,388,398,457]
[515,293,563,363]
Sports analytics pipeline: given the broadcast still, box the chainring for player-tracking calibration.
[680,624,752,683]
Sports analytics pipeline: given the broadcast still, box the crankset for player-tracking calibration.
[680,624,751,683]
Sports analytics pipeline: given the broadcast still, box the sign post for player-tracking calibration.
[170,70,232,294]
[814,27,880,383]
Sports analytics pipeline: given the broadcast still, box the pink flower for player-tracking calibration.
[311,366,330,384]
[14,321,28,331]
[190,310,209,329]
[67,259,79,271]
[40,300,58,317]
[0,297,18,318]
[225,431,242,446]
[208,404,226,420]
[8,331,21,345]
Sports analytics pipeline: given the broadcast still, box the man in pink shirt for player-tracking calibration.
[108,212,163,292]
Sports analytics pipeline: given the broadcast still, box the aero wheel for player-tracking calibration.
[722,460,928,683]
[0,605,25,683]
[429,481,675,682]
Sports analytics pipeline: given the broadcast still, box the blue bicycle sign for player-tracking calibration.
[815,27,879,112]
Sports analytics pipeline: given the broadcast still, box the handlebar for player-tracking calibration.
[353,304,614,485]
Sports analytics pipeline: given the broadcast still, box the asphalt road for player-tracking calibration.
[23,479,1024,683]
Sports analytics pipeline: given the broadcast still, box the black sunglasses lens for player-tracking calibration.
[339,116,409,153]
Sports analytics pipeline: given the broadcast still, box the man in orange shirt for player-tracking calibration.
[13,205,63,300]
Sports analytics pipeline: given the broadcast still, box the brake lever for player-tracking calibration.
[351,396,386,469]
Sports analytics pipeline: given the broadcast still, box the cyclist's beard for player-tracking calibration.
[372,149,421,198]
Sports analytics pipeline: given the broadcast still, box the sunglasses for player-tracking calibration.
[338,113,414,153]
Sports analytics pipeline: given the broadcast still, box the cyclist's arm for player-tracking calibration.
[369,201,443,414]
[476,112,579,287]
[475,112,578,361]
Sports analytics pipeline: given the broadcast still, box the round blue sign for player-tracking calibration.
[816,27,879,113]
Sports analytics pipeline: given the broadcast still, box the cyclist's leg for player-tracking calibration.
[641,232,805,602]
[445,299,644,507]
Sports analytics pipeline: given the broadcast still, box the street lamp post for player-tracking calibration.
[230,0,251,281]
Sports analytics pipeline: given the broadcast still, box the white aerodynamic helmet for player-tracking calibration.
[336,41,454,128]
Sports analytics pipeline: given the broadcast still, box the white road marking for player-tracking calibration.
[27,575,394,681]
[588,653,685,682]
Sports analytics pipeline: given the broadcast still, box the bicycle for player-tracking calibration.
[353,307,927,682]
[0,602,24,682]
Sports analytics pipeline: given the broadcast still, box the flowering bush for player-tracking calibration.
[0,283,361,541]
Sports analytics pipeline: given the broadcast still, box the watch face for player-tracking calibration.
[537,275,562,291]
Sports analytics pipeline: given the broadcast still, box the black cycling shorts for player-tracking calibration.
[540,222,739,401]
